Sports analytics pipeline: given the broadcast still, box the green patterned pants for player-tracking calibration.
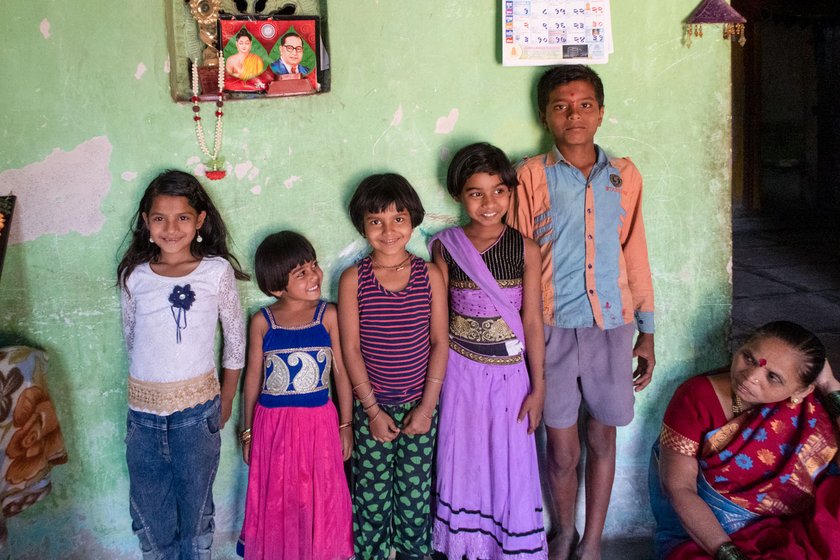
[352,401,437,560]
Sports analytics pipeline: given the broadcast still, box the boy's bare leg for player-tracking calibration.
[575,418,616,560]
[546,424,581,560]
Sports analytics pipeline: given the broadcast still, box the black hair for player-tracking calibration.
[235,28,252,41]
[281,32,302,46]
[254,231,316,296]
[747,321,826,385]
[348,173,425,235]
[117,170,249,288]
[446,142,518,199]
[537,64,605,113]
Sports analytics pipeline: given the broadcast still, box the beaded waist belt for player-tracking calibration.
[128,370,220,415]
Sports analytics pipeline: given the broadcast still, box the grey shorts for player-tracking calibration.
[543,322,635,429]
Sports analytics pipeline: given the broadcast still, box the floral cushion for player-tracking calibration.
[0,347,67,518]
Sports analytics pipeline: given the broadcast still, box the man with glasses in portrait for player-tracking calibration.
[270,33,311,77]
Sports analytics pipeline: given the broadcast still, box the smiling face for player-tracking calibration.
[458,172,511,228]
[278,259,322,301]
[730,336,815,406]
[143,195,206,261]
[363,204,413,261]
[541,79,604,151]
[280,35,304,66]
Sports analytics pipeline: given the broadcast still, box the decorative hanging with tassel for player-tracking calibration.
[685,0,747,47]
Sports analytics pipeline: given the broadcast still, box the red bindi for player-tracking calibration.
[758,358,767,367]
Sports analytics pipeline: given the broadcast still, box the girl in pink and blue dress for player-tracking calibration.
[118,170,249,559]
[430,143,548,559]
[237,231,354,560]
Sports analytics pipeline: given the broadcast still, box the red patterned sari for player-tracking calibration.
[650,372,840,559]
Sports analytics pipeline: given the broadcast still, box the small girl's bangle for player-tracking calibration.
[339,421,352,430]
[356,387,375,403]
[363,400,379,412]
[239,428,252,444]
[352,380,371,391]
[368,409,381,425]
[426,377,443,385]
[420,407,435,420]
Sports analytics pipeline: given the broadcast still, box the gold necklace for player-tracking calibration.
[732,391,744,415]
[371,253,411,271]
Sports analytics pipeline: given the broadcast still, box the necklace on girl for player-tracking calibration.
[191,54,226,180]
[371,252,411,271]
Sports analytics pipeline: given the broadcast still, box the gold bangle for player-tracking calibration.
[352,380,371,391]
[420,407,435,420]
[368,409,381,425]
[363,400,379,411]
[339,421,352,430]
[356,387,375,403]
[426,377,443,385]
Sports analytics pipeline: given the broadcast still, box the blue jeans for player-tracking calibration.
[126,397,221,560]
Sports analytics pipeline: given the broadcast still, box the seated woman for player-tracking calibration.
[649,321,840,560]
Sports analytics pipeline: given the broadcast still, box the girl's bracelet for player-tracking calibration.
[823,390,840,420]
[339,421,352,430]
[363,400,379,412]
[426,377,443,385]
[368,409,381,425]
[239,427,252,444]
[714,542,747,560]
[419,406,435,420]
[356,387,375,403]
[352,380,371,392]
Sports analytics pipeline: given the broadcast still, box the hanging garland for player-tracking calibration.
[191,53,226,180]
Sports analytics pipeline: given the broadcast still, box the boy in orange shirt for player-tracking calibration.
[508,65,656,560]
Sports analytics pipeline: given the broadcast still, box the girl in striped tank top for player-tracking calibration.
[338,173,449,560]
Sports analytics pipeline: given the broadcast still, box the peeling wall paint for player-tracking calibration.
[0,1,731,557]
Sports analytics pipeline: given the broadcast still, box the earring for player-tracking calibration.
[791,397,800,404]
[149,237,154,243]
[196,231,203,243]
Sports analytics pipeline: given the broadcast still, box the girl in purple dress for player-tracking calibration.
[430,143,548,559]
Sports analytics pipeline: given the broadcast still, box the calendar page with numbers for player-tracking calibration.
[502,0,613,66]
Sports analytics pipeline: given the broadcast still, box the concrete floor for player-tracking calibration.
[731,211,840,364]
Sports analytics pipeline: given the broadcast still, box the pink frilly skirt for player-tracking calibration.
[238,401,354,560]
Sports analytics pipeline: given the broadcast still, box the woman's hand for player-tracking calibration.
[402,405,434,436]
[339,426,354,461]
[369,410,400,443]
[517,389,545,434]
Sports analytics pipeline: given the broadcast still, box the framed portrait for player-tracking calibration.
[0,196,15,283]
[219,15,320,97]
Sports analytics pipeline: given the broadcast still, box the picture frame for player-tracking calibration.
[0,196,16,283]
[219,15,320,98]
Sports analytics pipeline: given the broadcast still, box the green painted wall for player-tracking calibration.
[0,1,732,557]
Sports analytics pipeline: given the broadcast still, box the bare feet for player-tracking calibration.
[573,539,601,560]
[548,530,579,560]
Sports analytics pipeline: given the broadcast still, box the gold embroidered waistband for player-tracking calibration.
[128,370,220,415]
[450,278,522,290]
[450,314,516,343]
[449,341,523,365]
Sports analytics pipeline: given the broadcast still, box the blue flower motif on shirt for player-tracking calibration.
[756,492,767,503]
[760,407,771,417]
[790,416,798,428]
[168,284,196,344]
[779,443,790,456]
[718,450,733,461]
[755,428,768,442]
[735,454,753,470]
[742,428,753,440]
[779,474,791,484]
[809,418,817,428]
[714,475,729,482]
